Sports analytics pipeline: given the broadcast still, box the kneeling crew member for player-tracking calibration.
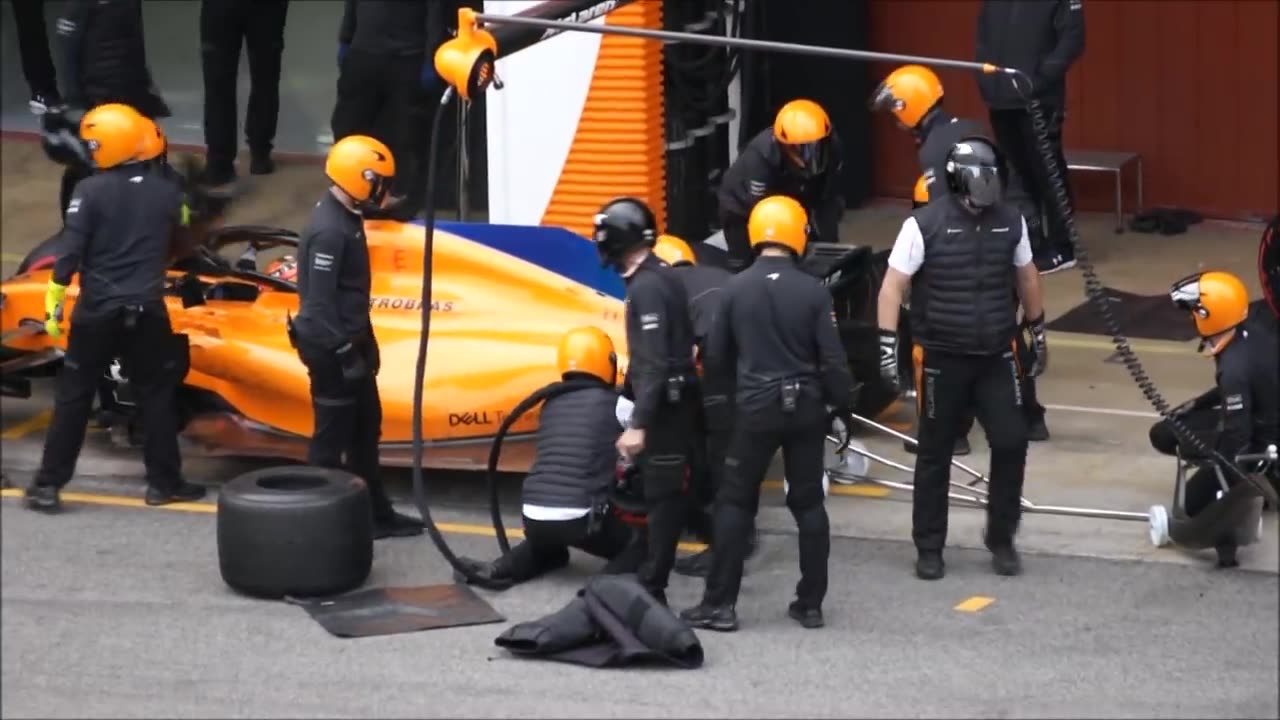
[593,198,701,604]
[291,135,423,539]
[651,234,744,578]
[876,138,1049,581]
[25,103,205,513]
[718,99,844,273]
[459,327,645,587]
[1153,274,1278,565]
[681,195,855,632]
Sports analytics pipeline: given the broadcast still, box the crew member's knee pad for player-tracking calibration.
[641,454,687,502]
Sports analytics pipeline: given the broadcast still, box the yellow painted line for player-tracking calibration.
[761,479,891,499]
[0,488,710,552]
[1,410,52,439]
[953,595,995,613]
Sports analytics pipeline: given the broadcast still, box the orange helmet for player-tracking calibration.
[136,117,168,162]
[557,326,618,385]
[748,195,809,256]
[773,99,832,177]
[912,174,930,208]
[1169,270,1250,355]
[80,103,145,169]
[325,135,395,208]
[869,65,944,130]
[653,234,696,267]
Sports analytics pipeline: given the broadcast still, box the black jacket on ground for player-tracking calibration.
[521,384,622,509]
[1213,301,1279,458]
[916,110,993,201]
[494,574,704,669]
[975,0,1085,110]
[907,197,1025,355]
[339,0,453,56]
[56,0,169,117]
[294,193,372,350]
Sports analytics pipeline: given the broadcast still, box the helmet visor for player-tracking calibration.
[953,162,1002,208]
[783,137,830,178]
[867,81,899,114]
[1169,272,1206,314]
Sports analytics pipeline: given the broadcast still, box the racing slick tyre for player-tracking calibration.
[217,466,373,599]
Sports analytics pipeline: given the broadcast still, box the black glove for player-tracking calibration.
[878,329,900,392]
[335,342,368,383]
[1024,314,1048,377]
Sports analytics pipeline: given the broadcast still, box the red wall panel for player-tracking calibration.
[866,0,1279,221]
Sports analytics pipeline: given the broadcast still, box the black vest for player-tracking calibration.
[909,198,1023,355]
[521,384,621,509]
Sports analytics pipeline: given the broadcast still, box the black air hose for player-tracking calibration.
[409,86,499,584]
[484,377,605,556]
[1013,80,1279,505]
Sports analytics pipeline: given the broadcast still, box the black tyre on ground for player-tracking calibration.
[217,466,373,599]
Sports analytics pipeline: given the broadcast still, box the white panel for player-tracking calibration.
[484,2,606,225]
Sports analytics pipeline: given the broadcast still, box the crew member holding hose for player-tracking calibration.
[289,135,423,539]
[871,68,1051,443]
[649,234,748,578]
[876,138,1048,581]
[717,99,844,273]
[24,103,204,513]
[681,195,855,633]
[1151,272,1278,566]
[593,198,700,605]
[455,327,645,589]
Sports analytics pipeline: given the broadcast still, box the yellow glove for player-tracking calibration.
[44,280,67,339]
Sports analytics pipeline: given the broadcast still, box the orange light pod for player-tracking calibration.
[434,7,500,102]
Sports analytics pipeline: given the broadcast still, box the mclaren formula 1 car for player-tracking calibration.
[0,220,904,471]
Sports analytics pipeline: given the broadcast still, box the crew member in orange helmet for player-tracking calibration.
[1152,271,1278,566]
[717,99,844,273]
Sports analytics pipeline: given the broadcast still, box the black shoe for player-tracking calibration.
[915,550,945,580]
[990,544,1023,576]
[1214,543,1239,569]
[787,600,824,629]
[1035,252,1077,275]
[24,484,61,513]
[373,509,425,539]
[674,548,714,578]
[199,166,238,190]
[145,482,207,506]
[679,603,738,632]
[249,153,275,175]
[30,91,63,114]
[1027,416,1050,442]
[452,556,515,590]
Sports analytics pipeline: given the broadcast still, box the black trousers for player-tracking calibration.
[635,394,700,596]
[296,334,395,517]
[958,329,1044,432]
[1149,404,1258,518]
[199,0,290,170]
[35,307,185,491]
[12,0,57,97]
[912,345,1029,552]
[989,104,1076,258]
[705,411,830,610]
[331,48,437,215]
[495,512,643,583]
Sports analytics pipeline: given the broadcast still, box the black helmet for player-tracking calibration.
[945,137,1004,209]
[592,197,657,272]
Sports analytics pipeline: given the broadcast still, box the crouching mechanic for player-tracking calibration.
[25,103,205,512]
[593,198,701,605]
[455,327,646,589]
[682,195,856,632]
[876,138,1048,580]
[718,99,844,273]
[290,135,423,539]
[1150,272,1278,565]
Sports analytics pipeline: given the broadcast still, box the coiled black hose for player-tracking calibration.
[1014,80,1278,504]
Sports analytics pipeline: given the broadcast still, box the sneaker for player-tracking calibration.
[787,600,824,629]
[29,91,63,114]
[679,603,738,632]
[1214,543,1239,569]
[373,509,425,539]
[452,556,515,590]
[674,547,714,578]
[145,482,207,506]
[990,544,1023,576]
[24,484,62,513]
[249,153,275,176]
[1035,253,1077,275]
[915,549,945,580]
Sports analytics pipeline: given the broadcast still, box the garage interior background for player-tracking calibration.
[1,0,1275,229]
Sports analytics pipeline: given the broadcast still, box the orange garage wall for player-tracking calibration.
[865,0,1280,222]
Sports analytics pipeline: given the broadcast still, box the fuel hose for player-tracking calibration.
[1010,78,1280,505]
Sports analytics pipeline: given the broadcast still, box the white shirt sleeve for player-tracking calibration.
[615,396,634,428]
[887,217,926,276]
[1013,216,1033,267]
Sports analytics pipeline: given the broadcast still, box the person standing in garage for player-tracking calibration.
[330,0,456,222]
[976,0,1086,275]
[289,135,424,539]
[717,99,845,273]
[24,104,205,514]
[876,138,1049,581]
[198,0,291,187]
[12,0,63,112]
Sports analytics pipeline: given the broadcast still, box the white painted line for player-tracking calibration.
[1044,403,1160,419]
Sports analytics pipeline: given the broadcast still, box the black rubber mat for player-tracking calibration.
[289,584,505,639]
[1045,288,1200,342]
